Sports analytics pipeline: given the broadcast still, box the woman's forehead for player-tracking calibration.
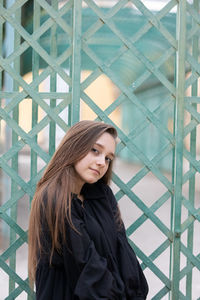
[94,132,116,155]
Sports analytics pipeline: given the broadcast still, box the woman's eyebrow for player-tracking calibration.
[94,143,115,158]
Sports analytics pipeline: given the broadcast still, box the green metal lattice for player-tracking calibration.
[0,0,200,299]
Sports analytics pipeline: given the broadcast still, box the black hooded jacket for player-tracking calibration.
[36,181,148,299]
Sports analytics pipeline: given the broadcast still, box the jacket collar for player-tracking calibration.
[80,181,105,200]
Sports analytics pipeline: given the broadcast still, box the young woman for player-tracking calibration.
[28,120,148,300]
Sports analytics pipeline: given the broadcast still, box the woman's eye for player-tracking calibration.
[105,157,112,163]
[91,148,99,154]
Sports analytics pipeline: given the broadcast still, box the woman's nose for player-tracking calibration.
[96,155,106,166]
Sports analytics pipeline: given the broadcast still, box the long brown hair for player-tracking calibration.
[28,120,118,282]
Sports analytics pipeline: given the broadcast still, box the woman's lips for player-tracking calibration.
[90,168,100,175]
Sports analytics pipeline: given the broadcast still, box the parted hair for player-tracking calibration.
[28,120,120,283]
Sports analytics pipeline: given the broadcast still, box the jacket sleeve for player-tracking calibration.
[63,212,125,300]
[106,185,149,300]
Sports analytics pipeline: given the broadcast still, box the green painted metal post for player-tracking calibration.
[49,0,58,156]
[169,55,176,300]
[186,0,199,298]
[30,3,40,299]
[171,1,186,299]
[71,0,82,124]
[31,0,40,192]
[9,5,21,294]
[68,6,73,127]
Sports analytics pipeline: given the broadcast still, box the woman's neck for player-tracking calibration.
[73,182,84,202]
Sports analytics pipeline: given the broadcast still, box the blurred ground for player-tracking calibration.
[0,156,200,299]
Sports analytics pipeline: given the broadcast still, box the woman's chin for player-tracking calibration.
[86,177,99,184]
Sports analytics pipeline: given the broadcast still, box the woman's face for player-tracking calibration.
[74,132,116,190]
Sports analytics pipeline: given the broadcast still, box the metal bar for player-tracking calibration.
[186,1,199,293]
[71,0,82,124]
[29,1,40,298]
[131,0,177,49]
[182,197,200,223]
[126,190,171,236]
[9,3,21,294]
[112,172,173,241]
[0,107,50,163]
[171,0,186,299]
[181,243,200,271]
[0,157,34,197]
[128,238,171,288]
[130,0,177,45]
[68,3,73,126]
[49,0,58,156]
[1,0,14,245]
[180,253,200,281]
[152,286,170,300]
[2,233,27,261]
[36,0,72,36]
[31,0,40,196]
[169,31,177,300]
[0,167,45,216]
[116,143,173,199]
[5,278,34,300]
[0,92,70,100]
[141,239,171,270]
[0,256,33,296]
